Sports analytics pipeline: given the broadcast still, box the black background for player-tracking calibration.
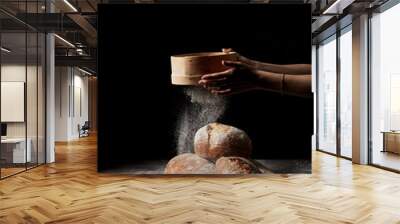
[98,4,313,171]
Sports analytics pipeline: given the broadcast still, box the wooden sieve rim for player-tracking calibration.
[171,52,237,58]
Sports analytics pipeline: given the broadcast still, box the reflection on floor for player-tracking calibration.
[0,162,42,178]
[0,167,25,178]
[257,159,311,173]
[372,150,400,171]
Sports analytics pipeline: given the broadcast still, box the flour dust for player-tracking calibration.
[175,87,227,154]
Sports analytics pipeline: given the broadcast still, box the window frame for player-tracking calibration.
[315,23,353,160]
[367,0,400,173]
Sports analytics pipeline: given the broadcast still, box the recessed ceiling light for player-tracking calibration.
[63,0,78,12]
[54,34,75,48]
[323,0,354,15]
[78,67,93,76]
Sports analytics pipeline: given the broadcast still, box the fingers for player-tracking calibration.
[222,48,233,53]
[198,59,249,93]
[211,88,248,96]
[198,60,243,84]
[199,61,247,87]
[211,88,232,95]
[222,60,244,68]
[209,83,255,96]
[199,78,230,87]
[199,68,234,81]
[200,60,244,81]
[201,78,245,90]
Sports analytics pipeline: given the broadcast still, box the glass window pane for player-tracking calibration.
[371,3,400,171]
[38,32,46,165]
[340,29,352,158]
[0,1,46,179]
[27,31,38,169]
[318,36,337,154]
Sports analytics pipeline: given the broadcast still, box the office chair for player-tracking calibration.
[79,121,90,138]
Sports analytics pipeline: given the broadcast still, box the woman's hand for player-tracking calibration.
[198,60,261,96]
[198,49,312,97]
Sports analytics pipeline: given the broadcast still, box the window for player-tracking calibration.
[316,25,353,159]
[370,3,400,171]
[339,27,352,158]
[317,35,337,154]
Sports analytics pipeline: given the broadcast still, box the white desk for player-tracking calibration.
[1,138,32,163]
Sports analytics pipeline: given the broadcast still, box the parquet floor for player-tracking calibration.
[1,135,400,223]
[1,167,26,178]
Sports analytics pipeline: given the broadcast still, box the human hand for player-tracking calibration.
[198,60,261,96]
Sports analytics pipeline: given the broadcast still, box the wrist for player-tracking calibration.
[251,69,267,90]
[237,55,255,67]
[255,71,284,92]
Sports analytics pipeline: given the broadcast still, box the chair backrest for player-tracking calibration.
[82,121,90,129]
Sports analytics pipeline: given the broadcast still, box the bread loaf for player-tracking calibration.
[164,153,215,174]
[194,123,252,161]
[215,157,260,174]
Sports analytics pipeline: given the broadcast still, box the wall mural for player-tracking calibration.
[97,3,313,175]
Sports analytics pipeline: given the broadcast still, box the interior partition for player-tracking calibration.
[0,3,46,179]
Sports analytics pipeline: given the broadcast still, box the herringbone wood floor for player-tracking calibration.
[1,135,400,224]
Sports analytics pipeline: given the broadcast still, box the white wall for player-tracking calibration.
[55,66,89,141]
[72,73,89,138]
[1,63,46,164]
[1,64,42,137]
[55,66,70,141]
[1,65,28,141]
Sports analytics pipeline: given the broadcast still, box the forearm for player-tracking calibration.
[255,70,312,97]
[240,56,311,75]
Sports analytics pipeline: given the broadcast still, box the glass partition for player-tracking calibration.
[0,31,28,177]
[25,0,45,169]
[27,30,38,169]
[38,32,45,165]
[0,2,46,179]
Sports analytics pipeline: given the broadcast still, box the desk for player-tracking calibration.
[382,131,400,154]
[1,138,32,163]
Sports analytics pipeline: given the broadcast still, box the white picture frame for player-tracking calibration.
[1,81,25,122]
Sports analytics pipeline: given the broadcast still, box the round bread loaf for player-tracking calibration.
[164,153,215,174]
[194,123,252,161]
[215,157,260,174]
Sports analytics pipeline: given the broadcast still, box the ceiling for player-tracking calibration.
[0,0,100,72]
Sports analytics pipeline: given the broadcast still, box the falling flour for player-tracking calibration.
[175,87,227,154]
